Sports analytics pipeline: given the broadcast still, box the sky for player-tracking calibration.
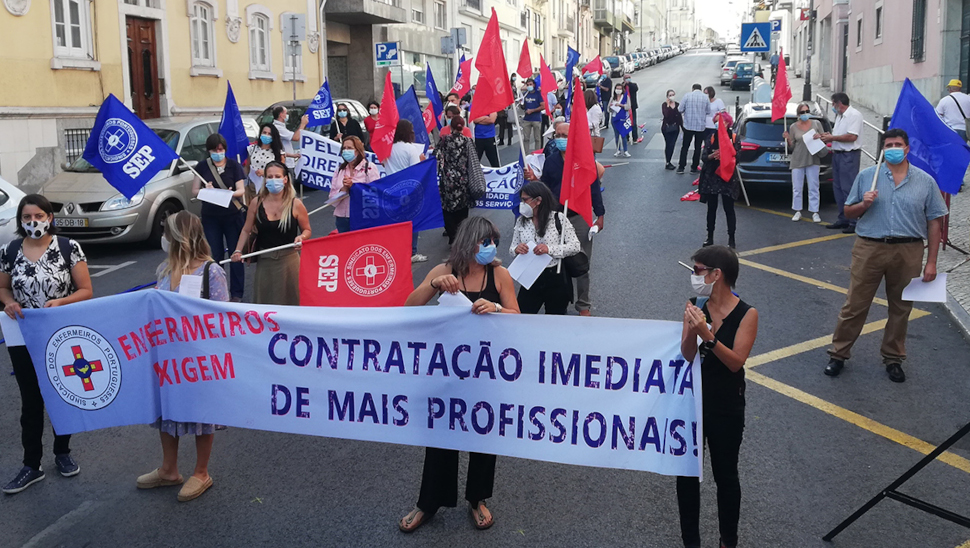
[694,0,747,42]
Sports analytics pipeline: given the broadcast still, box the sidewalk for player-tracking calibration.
[788,75,970,338]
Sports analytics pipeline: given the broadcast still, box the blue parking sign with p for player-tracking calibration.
[375,42,399,67]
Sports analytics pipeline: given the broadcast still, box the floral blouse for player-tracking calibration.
[433,133,473,211]
[509,212,582,269]
[0,237,86,309]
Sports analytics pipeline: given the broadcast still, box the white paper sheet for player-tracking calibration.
[178,274,204,299]
[248,170,264,193]
[802,129,826,155]
[198,188,234,208]
[507,242,554,290]
[325,191,349,205]
[0,314,25,346]
[438,291,473,307]
[901,274,947,303]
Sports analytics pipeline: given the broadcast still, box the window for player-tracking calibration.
[280,14,304,81]
[189,1,215,67]
[412,0,424,24]
[247,5,274,79]
[51,0,93,59]
[462,24,473,52]
[434,1,446,30]
[911,0,926,61]
[874,3,883,43]
[855,17,862,49]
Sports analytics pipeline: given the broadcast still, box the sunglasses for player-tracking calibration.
[797,110,810,115]
[679,261,715,276]
[482,237,499,247]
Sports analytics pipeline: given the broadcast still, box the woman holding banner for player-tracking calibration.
[232,162,310,305]
[678,244,758,548]
[433,116,476,244]
[511,182,581,314]
[137,211,228,502]
[329,136,381,234]
[386,120,429,263]
[400,216,519,533]
[0,194,92,494]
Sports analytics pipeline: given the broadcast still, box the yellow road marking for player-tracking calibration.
[739,258,892,308]
[746,309,931,369]
[740,204,833,225]
[747,369,970,474]
[955,541,970,548]
[738,233,855,257]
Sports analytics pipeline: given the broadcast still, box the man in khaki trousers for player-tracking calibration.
[824,129,948,383]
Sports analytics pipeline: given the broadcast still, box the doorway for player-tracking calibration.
[126,16,161,119]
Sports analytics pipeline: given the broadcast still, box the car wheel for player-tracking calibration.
[148,200,182,248]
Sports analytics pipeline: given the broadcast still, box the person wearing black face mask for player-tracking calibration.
[329,102,364,142]
[678,245,758,548]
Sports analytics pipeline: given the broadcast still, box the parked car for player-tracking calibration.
[40,118,215,247]
[711,42,726,51]
[0,176,26,249]
[622,55,635,74]
[731,62,764,90]
[583,59,612,88]
[603,56,624,78]
[255,98,371,143]
[734,102,833,190]
[720,57,747,85]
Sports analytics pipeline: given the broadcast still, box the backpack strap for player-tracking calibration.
[201,261,213,300]
[951,94,968,119]
[206,159,246,210]
[56,236,72,267]
[2,238,23,267]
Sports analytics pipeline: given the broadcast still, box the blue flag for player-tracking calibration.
[612,91,633,138]
[218,82,250,163]
[396,86,431,148]
[305,79,334,128]
[426,64,443,130]
[889,78,970,194]
[81,94,180,199]
[349,158,443,232]
[564,47,580,119]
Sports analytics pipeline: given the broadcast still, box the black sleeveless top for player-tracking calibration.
[255,201,300,250]
[453,265,500,302]
[695,298,752,415]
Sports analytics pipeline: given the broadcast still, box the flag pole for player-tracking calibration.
[510,91,530,160]
[306,198,343,217]
[735,167,751,207]
[869,150,885,192]
[219,242,297,265]
[556,199,569,274]
[178,157,206,181]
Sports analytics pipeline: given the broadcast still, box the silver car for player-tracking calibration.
[40,118,218,247]
[0,176,27,249]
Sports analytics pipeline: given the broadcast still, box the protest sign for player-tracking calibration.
[298,132,384,191]
[21,291,703,477]
[473,160,525,211]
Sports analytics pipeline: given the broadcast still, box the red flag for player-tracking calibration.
[422,103,436,135]
[299,222,414,307]
[450,57,473,97]
[516,41,533,79]
[771,48,792,122]
[716,113,737,183]
[581,56,603,76]
[371,72,399,162]
[538,55,557,117]
[560,77,595,226]
[469,8,514,120]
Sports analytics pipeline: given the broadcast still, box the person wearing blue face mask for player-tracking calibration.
[329,136,381,233]
[824,129,948,384]
[192,133,248,302]
[246,123,285,199]
[329,102,365,143]
[782,102,826,223]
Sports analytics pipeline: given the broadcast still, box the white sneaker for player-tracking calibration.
[622,151,631,157]
[411,254,428,263]
[791,211,802,222]
[812,213,822,223]
[613,151,622,157]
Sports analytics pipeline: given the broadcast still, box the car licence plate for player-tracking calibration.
[54,218,88,228]
[768,153,789,163]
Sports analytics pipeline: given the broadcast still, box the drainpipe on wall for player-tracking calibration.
[319,0,329,86]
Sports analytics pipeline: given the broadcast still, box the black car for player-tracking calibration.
[255,98,370,143]
[733,103,833,190]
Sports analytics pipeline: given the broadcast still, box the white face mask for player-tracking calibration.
[518,201,534,218]
[161,235,170,254]
[22,219,50,239]
[691,274,714,297]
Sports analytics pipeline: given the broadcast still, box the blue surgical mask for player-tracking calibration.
[210,152,225,163]
[527,85,535,92]
[338,110,348,118]
[798,113,810,122]
[475,243,497,265]
[259,134,273,145]
[341,150,356,162]
[884,148,906,165]
[265,178,285,194]
[554,137,568,151]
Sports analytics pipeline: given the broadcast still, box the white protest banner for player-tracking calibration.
[20,291,702,477]
[298,132,385,191]
[473,160,524,211]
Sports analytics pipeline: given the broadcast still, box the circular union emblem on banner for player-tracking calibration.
[98,118,138,164]
[45,326,122,410]
[382,179,424,222]
[345,244,397,297]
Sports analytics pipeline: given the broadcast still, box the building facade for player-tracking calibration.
[633,0,668,51]
[666,0,693,45]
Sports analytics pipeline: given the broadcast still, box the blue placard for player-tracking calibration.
[375,42,399,66]
[770,19,782,33]
[740,23,771,52]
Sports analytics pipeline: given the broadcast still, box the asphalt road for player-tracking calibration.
[2,51,970,548]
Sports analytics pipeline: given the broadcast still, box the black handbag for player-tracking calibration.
[553,213,589,278]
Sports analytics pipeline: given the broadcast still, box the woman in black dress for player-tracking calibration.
[677,245,759,548]
[698,113,740,249]
[329,102,365,142]
[399,216,520,533]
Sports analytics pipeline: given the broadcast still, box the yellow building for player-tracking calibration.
[0,0,325,190]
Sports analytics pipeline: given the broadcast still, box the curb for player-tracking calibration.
[944,290,970,341]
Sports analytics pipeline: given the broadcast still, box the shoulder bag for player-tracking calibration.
[465,140,487,201]
[206,159,246,211]
[553,212,589,278]
[949,95,970,141]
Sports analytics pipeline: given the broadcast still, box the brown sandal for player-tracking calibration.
[399,508,431,533]
[470,502,494,530]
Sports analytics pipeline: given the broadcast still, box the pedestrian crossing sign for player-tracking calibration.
[740,23,771,52]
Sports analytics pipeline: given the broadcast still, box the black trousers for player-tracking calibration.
[629,109,639,140]
[417,448,496,513]
[442,207,469,245]
[475,137,500,168]
[676,412,744,547]
[662,125,681,163]
[517,266,571,315]
[705,194,737,238]
[10,346,71,470]
[679,129,705,171]
[496,117,512,144]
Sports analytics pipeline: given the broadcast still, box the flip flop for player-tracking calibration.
[399,508,432,533]
[177,475,213,502]
[136,468,184,489]
[470,503,494,530]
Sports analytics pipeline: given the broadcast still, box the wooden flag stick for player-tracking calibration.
[509,91,530,161]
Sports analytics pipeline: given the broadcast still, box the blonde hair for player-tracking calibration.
[161,211,212,287]
[258,161,296,231]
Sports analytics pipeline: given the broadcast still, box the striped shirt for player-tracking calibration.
[679,90,709,132]
[845,164,948,239]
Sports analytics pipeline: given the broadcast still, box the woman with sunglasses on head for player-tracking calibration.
[783,102,826,223]
[400,216,519,534]
[677,245,758,548]
[329,102,364,143]
[510,181,581,315]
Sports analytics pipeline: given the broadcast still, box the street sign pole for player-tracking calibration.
[803,0,814,101]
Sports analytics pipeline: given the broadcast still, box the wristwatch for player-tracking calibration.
[494,303,502,313]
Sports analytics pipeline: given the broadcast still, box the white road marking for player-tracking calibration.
[88,261,136,278]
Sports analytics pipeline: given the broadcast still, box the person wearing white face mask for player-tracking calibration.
[233,162,311,305]
[782,102,826,223]
[661,89,684,170]
[364,100,381,146]
[0,194,92,494]
[328,136,381,233]
[679,244,758,548]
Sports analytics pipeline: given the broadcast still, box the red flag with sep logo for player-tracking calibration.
[560,77,595,226]
[299,222,414,307]
[771,48,792,122]
[538,55,557,117]
[581,56,604,76]
[469,8,514,120]
[422,104,436,135]
[371,72,399,162]
[451,57,473,97]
